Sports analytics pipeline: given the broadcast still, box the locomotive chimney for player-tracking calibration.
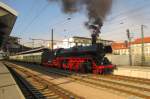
[88,18,103,45]
[90,25,100,45]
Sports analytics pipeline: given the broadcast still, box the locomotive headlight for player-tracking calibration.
[48,60,51,63]
[47,43,50,48]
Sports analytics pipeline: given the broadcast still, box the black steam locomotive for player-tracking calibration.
[42,43,115,74]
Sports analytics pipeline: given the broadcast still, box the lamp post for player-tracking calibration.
[50,17,71,51]
[51,28,54,52]
[126,29,132,66]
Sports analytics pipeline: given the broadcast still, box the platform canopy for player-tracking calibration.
[0,2,18,48]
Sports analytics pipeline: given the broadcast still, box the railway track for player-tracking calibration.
[6,62,150,99]
[99,75,150,85]
[8,67,45,99]
[39,67,150,99]
[5,62,84,99]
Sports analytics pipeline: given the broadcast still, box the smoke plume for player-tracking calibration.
[48,0,112,35]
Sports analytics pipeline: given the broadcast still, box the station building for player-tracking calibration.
[0,2,25,99]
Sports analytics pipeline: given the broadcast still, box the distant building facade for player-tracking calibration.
[131,37,150,56]
[3,36,31,54]
[54,36,113,49]
[112,37,150,56]
[112,42,129,55]
[107,37,150,66]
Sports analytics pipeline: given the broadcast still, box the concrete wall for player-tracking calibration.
[132,55,150,66]
[106,54,150,66]
[106,54,130,66]
[113,66,150,79]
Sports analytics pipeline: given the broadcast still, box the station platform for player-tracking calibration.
[113,65,150,79]
[0,61,25,99]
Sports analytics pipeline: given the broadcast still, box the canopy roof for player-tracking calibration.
[0,2,18,48]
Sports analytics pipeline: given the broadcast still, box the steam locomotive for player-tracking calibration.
[9,43,115,74]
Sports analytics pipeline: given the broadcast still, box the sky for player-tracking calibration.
[1,0,150,44]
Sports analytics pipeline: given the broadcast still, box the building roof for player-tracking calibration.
[111,42,128,50]
[0,2,18,48]
[16,47,48,55]
[133,37,150,44]
[112,37,150,50]
[73,36,114,42]
[0,2,18,16]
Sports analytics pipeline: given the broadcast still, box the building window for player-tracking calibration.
[147,48,150,54]
[145,48,148,51]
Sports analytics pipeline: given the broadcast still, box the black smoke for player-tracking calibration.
[48,0,113,43]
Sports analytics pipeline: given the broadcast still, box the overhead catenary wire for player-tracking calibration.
[25,0,38,20]
[20,3,50,34]
[105,11,150,26]
[20,1,150,43]
[107,1,150,22]
[57,4,150,37]
[21,1,150,33]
